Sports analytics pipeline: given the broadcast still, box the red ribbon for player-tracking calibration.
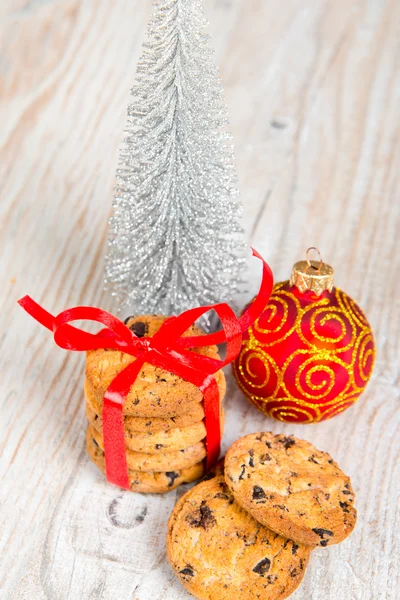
[18,248,273,490]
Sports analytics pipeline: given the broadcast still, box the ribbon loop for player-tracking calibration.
[53,307,133,351]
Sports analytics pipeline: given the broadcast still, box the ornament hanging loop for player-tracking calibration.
[290,249,334,296]
[306,247,323,272]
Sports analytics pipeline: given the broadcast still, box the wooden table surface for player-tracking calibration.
[1,1,399,598]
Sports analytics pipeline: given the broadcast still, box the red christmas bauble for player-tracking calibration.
[233,253,375,423]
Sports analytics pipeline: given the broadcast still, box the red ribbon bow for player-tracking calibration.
[18,249,273,490]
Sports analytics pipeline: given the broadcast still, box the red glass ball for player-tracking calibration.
[233,281,375,423]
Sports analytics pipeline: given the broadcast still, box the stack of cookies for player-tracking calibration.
[167,432,357,600]
[85,315,226,493]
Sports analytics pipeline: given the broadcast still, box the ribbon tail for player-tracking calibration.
[102,398,130,490]
[201,376,221,470]
[237,247,274,333]
[18,296,56,331]
[102,359,146,490]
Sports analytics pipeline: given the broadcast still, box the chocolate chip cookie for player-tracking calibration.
[167,476,311,600]
[85,315,226,418]
[88,403,207,452]
[87,429,204,493]
[225,432,357,547]
[89,425,207,472]
[85,379,206,433]
[88,399,225,454]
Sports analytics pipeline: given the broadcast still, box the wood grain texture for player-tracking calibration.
[1,1,399,598]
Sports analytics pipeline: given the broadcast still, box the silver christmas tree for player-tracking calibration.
[105,0,247,316]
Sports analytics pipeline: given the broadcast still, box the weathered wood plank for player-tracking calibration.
[0,1,399,598]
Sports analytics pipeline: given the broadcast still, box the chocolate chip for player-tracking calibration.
[133,399,140,405]
[248,449,255,467]
[342,490,352,495]
[123,315,135,324]
[273,504,289,512]
[238,465,246,480]
[344,482,350,489]
[129,321,148,338]
[290,568,298,578]
[320,540,329,547]
[255,434,272,447]
[260,453,271,462]
[252,486,267,501]
[308,455,318,464]
[266,574,278,584]
[340,501,350,513]
[92,437,100,449]
[146,421,152,427]
[313,528,334,539]
[292,543,299,555]
[186,501,216,529]
[280,436,295,450]
[166,472,179,487]
[252,557,271,576]
[155,444,164,449]
[179,566,195,578]
[300,559,306,570]
[214,492,230,500]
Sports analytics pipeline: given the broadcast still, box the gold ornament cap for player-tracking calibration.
[290,247,334,296]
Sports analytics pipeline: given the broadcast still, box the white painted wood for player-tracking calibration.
[0,1,399,598]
